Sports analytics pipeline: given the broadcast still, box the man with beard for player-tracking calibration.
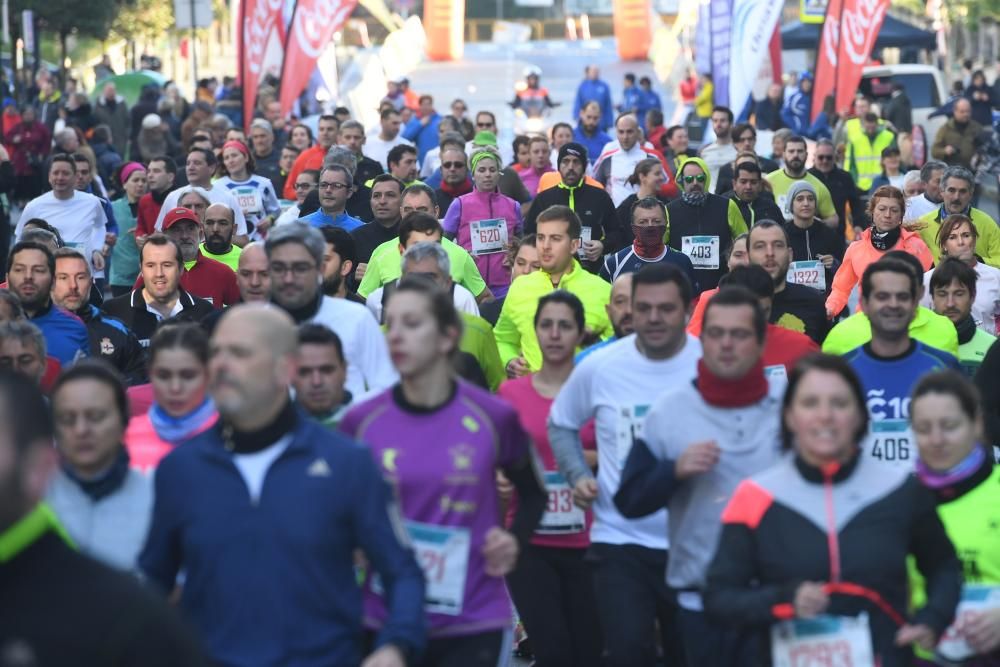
[573,102,612,166]
[844,258,959,471]
[698,106,737,192]
[265,223,396,397]
[747,219,829,345]
[766,136,838,227]
[154,207,239,308]
[135,156,177,240]
[808,138,869,236]
[665,157,746,291]
[601,197,698,291]
[576,271,636,362]
[321,227,365,304]
[527,143,621,260]
[201,203,242,271]
[434,146,472,214]
[103,234,214,346]
[51,248,146,384]
[351,174,403,271]
[918,166,1000,267]
[905,160,946,221]
[6,241,89,364]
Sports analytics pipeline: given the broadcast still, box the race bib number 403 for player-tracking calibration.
[771,613,875,667]
[681,235,720,270]
[470,219,508,256]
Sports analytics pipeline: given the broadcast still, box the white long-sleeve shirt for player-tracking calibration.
[312,295,398,399]
[16,190,108,268]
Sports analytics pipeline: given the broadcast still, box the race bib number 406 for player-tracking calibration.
[470,219,508,256]
[681,235,720,270]
[771,613,875,667]
[865,419,913,470]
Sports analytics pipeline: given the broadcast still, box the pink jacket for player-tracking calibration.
[123,411,218,473]
[826,227,933,316]
[442,189,523,297]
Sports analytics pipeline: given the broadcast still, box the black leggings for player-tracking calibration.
[506,544,603,667]
[418,629,509,667]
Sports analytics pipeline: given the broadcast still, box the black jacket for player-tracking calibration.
[78,305,147,385]
[351,219,400,266]
[724,191,784,228]
[975,338,1000,447]
[716,157,780,196]
[809,166,870,233]
[783,219,845,293]
[883,92,913,133]
[354,156,384,188]
[102,288,214,347]
[705,453,961,667]
[772,281,829,345]
[615,193,672,247]
[524,182,622,254]
[666,194,737,291]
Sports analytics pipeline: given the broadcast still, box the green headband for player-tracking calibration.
[470,151,499,173]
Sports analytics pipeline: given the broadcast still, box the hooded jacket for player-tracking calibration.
[665,156,748,291]
[826,226,933,316]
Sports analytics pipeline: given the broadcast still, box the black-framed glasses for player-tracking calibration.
[270,262,316,276]
[318,182,350,191]
[294,182,315,190]
[682,174,707,183]
[441,161,464,169]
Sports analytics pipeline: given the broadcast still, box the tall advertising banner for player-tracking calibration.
[709,0,732,107]
[811,0,842,121]
[279,0,358,117]
[833,0,889,114]
[240,0,285,130]
[727,0,783,115]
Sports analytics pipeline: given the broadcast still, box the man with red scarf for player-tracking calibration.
[434,146,472,215]
[615,285,783,666]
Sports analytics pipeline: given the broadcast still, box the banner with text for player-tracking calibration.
[279,0,358,117]
[727,0,783,114]
[811,0,842,121]
[240,0,287,130]
[833,0,889,114]
[709,0,732,108]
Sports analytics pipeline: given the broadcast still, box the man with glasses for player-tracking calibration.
[351,174,404,272]
[435,147,472,214]
[809,138,869,236]
[266,222,396,397]
[698,105,737,192]
[765,135,838,227]
[666,157,747,291]
[275,169,319,226]
[300,165,363,232]
[715,124,778,194]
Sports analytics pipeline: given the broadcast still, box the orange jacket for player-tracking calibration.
[825,227,933,317]
[282,144,327,199]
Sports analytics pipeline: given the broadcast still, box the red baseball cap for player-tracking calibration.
[162,207,201,230]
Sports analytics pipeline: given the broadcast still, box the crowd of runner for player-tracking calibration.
[4,65,1000,667]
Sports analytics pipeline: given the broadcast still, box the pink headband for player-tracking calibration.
[119,162,146,186]
[223,140,251,158]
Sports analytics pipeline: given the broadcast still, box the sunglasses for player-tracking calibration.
[682,174,706,183]
[441,161,464,169]
[815,155,834,161]
[476,122,493,128]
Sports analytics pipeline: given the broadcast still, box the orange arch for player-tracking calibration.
[424,0,465,61]
[613,0,653,61]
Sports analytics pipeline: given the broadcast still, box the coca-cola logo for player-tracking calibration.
[290,0,356,60]
[244,0,283,75]
[839,0,888,66]
[821,15,840,66]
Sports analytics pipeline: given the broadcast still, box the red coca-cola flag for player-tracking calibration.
[278,0,358,117]
[833,0,889,114]
[811,0,843,122]
[240,0,286,130]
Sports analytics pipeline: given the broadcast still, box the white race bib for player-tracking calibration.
[407,521,470,615]
[776,194,791,220]
[577,226,593,259]
[616,404,650,468]
[937,585,1000,661]
[865,419,914,470]
[681,235,720,270]
[788,260,827,292]
[469,218,508,256]
[537,471,586,535]
[235,188,263,216]
[771,613,875,667]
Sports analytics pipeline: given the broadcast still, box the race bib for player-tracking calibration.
[537,471,585,535]
[577,226,593,259]
[615,404,650,468]
[865,419,913,470]
[937,585,1000,662]
[235,188,263,216]
[469,218,508,256]
[407,521,471,615]
[776,194,792,220]
[771,613,875,667]
[788,260,827,292]
[681,235,720,270]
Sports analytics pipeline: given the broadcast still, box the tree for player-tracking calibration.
[111,0,175,50]
[20,0,118,77]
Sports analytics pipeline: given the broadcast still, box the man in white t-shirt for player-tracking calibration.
[699,106,737,193]
[366,241,479,323]
[906,160,946,221]
[549,263,701,667]
[365,108,413,170]
[16,154,108,272]
[593,114,661,207]
[154,148,249,243]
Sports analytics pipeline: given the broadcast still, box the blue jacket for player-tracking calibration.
[402,112,441,163]
[781,89,812,135]
[574,79,614,132]
[140,411,427,667]
[572,125,612,166]
[301,209,364,232]
[620,85,643,116]
[31,302,89,365]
